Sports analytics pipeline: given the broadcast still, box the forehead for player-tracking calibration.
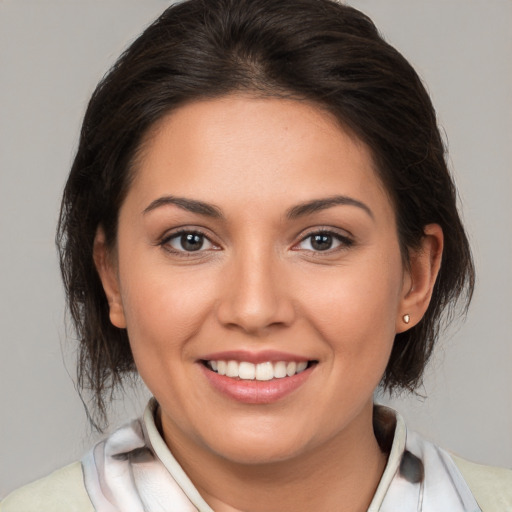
[127,95,393,220]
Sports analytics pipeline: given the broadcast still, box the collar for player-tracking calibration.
[82,398,481,511]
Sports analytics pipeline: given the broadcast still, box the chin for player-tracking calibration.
[215,441,305,466]
[202,422,315,466]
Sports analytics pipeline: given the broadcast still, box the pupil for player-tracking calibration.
[311,234,332,251]
[181,233,203,251]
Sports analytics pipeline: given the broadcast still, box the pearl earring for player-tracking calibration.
[403,314,410,324]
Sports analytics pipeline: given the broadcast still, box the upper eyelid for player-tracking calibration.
[292,228,354,251]
[158,229,216,252]
[159,230,220,256]
[160,226,216,243]
[162,228,204,239]
[296,226,354,241]
[157,226,353,248]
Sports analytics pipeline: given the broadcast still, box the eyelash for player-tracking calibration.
[159,229,218,257]
[159,228,354,256]
[294,229,354,254]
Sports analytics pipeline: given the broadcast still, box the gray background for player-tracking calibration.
[1,0,511,497]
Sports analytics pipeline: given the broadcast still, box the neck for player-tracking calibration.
[161,402,388,512]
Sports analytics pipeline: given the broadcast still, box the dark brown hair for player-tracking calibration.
[57,0,474,429]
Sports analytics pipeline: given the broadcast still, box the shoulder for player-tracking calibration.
[451,454,512,511]
[0,462,94,512]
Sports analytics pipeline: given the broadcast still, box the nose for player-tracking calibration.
[215,245,296,335]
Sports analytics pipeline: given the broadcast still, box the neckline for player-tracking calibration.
[145,398,407,512]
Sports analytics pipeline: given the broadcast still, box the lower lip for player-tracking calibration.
[199,363,315,404]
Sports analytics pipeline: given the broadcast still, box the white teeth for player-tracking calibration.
[274,361,287,379]
[207,360,310,380]
[238,361,255,380]
[255,362,274,381]
[217,360,227,376]
[286,361,297,377]
[226,360,239,377]
[296,361,308,373]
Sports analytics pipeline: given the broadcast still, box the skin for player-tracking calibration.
[95,95,443,512]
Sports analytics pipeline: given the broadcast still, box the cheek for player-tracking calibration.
[298,255,402,361]
[118,264,219,358]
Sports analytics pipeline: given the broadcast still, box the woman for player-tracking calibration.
[2,0,511,510]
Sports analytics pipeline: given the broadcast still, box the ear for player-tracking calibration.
[396,224,444,333]
[93,227,127,329]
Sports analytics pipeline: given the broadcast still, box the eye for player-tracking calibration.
[163,231,217,253]
[296,231,353,252]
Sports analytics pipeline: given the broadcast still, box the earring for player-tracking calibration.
[403,314,410,324]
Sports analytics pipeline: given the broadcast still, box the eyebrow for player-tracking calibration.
[143,194,373,220]
[143,196,223,218]
[286,195,374,220]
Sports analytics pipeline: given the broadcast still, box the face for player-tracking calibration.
[97,95,418,466]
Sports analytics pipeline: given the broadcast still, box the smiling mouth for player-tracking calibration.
[202,360,317,381]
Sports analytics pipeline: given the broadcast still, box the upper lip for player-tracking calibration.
[199,350,313,364]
